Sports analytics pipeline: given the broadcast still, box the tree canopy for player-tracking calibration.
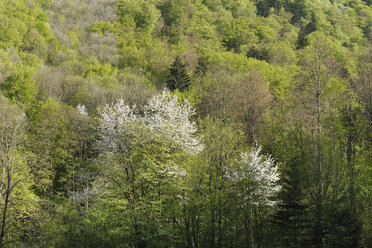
[0,0,371,247]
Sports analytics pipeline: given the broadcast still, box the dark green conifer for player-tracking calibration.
[274,157,309,247]
[166,56,191,91]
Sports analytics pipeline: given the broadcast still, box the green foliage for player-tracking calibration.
[87,21,117,35]
[166,56,191,91]
[90,120,189,247]
[0,64,36,104]
[85,61,117,77]
[28,98,93,196]
[246,45,272,61]
[0,0,55,50]
[218,17,258,52]
[116,0,160,31]
[67,29,81,49]
[0,0,371,246]
[0,95,41,246]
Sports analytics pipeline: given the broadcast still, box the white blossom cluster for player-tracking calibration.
[76,104,88,116]
[96,99,138,153]
[143,90,204,154]
[96,89,203,155]
[229,146,281,206]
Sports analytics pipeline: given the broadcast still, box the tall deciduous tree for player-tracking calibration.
[28,99,93,196]
[93,89,203,247]
[295,33,358,247]
[233,73,272,144]
[0,95,38,247]
[229,147,281,248]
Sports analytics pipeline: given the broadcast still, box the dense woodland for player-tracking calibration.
[0,0,371,247]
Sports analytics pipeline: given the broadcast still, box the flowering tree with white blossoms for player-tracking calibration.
[96,99,138,153]
[76,104,88,116]
[93,89,203,247]
[96,89,203,155]
[230,146,281,206]
[143,89,203,154]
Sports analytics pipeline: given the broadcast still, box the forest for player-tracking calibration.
[0,0,371,247]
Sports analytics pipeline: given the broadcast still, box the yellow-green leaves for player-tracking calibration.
[116,0,160,31]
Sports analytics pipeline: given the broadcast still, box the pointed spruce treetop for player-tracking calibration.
[166,56,191,92]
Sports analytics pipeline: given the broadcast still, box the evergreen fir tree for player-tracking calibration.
[274,157,309,247]
[166,56,191,91]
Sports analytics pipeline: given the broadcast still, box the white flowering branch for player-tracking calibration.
[96,99,138,153]
[143,89,203,154]
[229,146,281,206]
[96,89,203,155]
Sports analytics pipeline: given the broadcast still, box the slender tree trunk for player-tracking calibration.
[244,205,253,248]
[218,197,222,248]
[134,222,146,248]
[184,205,192,248]
[192,206,199,248]
[210,204,215,248]
[294,216,298,248]
[315,74,324,248]
[0,169,11,248]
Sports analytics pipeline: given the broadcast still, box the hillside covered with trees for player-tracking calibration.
[0,0,371,247]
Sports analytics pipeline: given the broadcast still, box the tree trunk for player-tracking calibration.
[0,169,11,248]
